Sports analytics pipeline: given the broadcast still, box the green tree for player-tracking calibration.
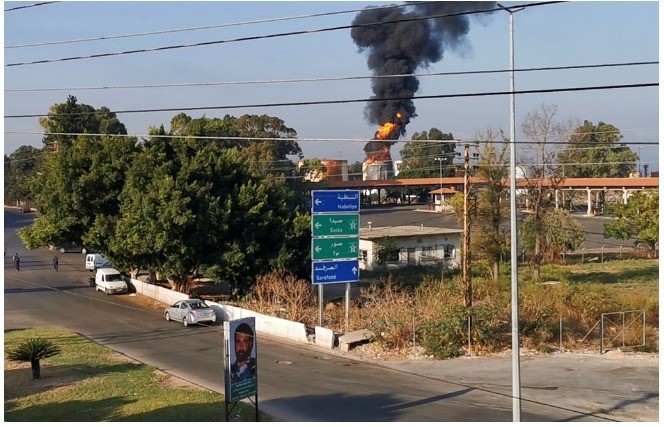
[18,134,137,251]
[556,120,637,177]
[471,129,510,281]
[112,132,305,296]
[398,128,456,178]
[348,161,363,181]
[604,190,658,252]
[4,145,43,206]
[158,113,302,176]
[7,338,61,380]
[520,209,585,263]
[38,95,127,149]
[520,104,577,279]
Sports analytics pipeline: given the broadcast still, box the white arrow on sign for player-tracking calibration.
[314,222,322,229]
[352,266,358,274]
[315,246,322,253]
[314,199,323,206]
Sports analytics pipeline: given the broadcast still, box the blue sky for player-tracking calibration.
[3,1,660,169]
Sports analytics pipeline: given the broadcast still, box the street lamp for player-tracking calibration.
[498,2,524,422]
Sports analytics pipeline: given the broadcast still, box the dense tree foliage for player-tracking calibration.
[109,132,306,295]
[556,120,637,177]
[604,190,658,252]
[520,209,585,262]
[18,134,138,250]
[38,95,126,148]
[4,145,43,206]
[162,112,302,173]
[91,114,307,295]
[398,128,456,178]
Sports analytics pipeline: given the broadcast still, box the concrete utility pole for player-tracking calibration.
[498,2,525,421]
[463,144,472,355]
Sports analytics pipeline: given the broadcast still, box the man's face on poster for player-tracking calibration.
[234,332,253,363]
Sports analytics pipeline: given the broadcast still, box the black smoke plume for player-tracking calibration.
[351,2,495,133]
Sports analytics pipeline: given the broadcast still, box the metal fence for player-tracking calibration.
[600,310,646,354]
[581,310,647,354]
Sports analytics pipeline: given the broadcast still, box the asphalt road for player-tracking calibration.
[3,208,657,422]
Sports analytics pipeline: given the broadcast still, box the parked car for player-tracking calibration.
[50,243,88,254]
[86,253,111,271]
[164,299,216,327]
[19,206,31,213]
[95,268,127,295]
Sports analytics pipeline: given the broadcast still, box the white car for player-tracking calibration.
[164,299,216,327]
[95,268,127,295]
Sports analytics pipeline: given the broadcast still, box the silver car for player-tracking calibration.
[164,299,216,327]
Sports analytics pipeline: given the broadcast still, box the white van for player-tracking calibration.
[95,268,127,295]
[86,254,110,271]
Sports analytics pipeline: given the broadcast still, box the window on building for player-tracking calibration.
[359,250,368,262]
[387,249,400,263]
[444,244,455,258]
[421,246,434,259]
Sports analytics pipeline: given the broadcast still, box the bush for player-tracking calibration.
[419,305,467,359]
[248,269,316,324]
[360,279,417,349]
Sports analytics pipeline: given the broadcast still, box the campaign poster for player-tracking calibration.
[225,317,257,403]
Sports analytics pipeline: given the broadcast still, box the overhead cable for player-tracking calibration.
[5,1,563,67]
[4,1,58,12]
[5,60,657,92]
[5,82,658,119]
[5,2,432,49]
[4,130,660,146]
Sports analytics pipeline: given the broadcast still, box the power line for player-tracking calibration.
[4,1,58,12]
[6,61,657,93]
[5,1,562,67]
[5,2,428,49]
[5,82,658,119]
[5,130,659,146]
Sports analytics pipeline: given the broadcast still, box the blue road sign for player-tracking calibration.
[312,190,360,213]
[311,259,360,285]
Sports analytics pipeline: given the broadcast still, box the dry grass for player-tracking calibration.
[241,260,658,358]
[248,269,317,324]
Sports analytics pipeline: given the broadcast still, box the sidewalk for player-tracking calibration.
[377,350,658,421]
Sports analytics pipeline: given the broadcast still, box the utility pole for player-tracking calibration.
[498,2,524,421]
[463,144,472,355]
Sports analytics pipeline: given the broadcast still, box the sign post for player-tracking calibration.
[311,190,361,328]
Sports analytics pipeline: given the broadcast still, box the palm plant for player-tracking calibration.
[7,338,61,379]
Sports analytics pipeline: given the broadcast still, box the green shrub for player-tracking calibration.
[419,305,467,359]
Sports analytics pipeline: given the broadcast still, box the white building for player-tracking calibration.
[358,225,462,271]
[429,187,459,212]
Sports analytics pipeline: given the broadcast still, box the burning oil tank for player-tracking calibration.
[362,160,394,181]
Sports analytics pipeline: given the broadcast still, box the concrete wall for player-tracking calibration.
[129,278,311,344]
[130,278,187,306]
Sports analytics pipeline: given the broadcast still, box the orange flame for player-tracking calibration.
[374,112,404,140]
[375,121,398,140]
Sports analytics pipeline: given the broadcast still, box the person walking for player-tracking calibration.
[12,253,20,271]
[53,255,59,271]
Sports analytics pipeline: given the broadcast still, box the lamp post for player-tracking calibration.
[498,3,524,422]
